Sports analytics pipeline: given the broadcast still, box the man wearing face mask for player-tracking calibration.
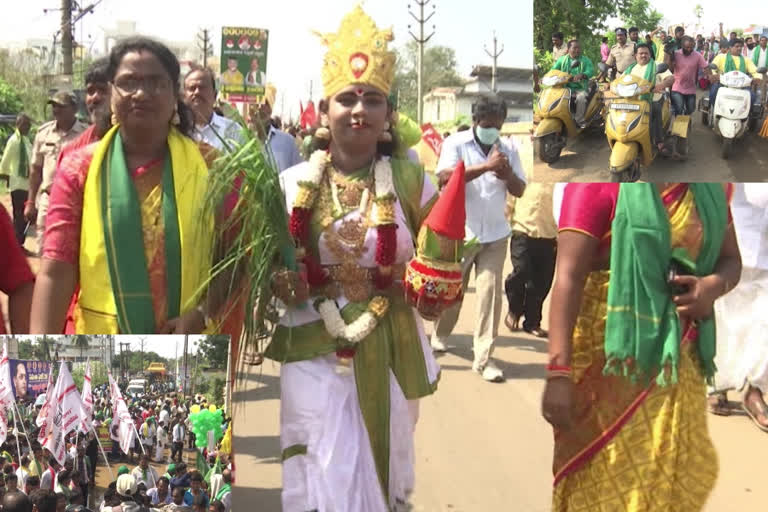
[431,95,526,383]
[669,35,711,116]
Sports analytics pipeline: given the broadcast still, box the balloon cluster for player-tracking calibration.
[189,404,224,448]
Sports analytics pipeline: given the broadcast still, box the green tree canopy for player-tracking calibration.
[197,335,229,370]
[391,41,466,121]
[620,0,663,33]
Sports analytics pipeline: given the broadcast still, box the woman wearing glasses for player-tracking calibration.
[30,37,238,335]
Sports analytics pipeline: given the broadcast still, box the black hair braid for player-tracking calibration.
[175,100,195,138]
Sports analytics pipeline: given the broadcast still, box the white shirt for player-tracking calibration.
[193,113,244,151]
[436,128,526,243]
[266,126,304,173]
[131,465,159,489]
[159,409,170,426]
[16,467,28,488]
[172,423,185,443]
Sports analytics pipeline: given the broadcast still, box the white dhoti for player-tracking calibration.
[713,267,768,393]
[280,312,439,512]
[712,183,768,394]
[155,442,165,461]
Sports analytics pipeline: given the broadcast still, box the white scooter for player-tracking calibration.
[699,63,767,159]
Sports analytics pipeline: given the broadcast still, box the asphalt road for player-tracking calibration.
[533,94,768,183]
[232,257,768,512]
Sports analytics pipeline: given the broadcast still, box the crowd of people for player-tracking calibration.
[0,380,233,512]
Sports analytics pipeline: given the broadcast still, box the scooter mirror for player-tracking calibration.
[570,60,581,69]
[656,63,669,74]
[757,66,768,74]
[709,63,719,71]
[597,62,608,73]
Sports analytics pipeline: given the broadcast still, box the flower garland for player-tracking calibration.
[287,150,398,366]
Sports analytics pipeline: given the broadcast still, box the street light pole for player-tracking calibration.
[408,0,436,125]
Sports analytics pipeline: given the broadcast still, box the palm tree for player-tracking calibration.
[73,335,90,359]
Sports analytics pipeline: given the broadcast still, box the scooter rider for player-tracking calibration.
[624,43,674,154]
[550,39,595,127]
[710,39,763,109]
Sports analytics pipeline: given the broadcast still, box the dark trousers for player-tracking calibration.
[504,233,556,330]
[670,91,696,115]
[79,483,89,507]
[10,189,27,245]
[171,441,184,461]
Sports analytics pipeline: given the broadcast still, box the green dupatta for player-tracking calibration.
[724,53,747,73]
[604,184,727,386]
[624,60,657,102]
[101,132,182,333]
[15,130,28,178]
[753,46,767,67]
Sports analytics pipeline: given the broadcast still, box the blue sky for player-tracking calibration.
[1,0,531,120]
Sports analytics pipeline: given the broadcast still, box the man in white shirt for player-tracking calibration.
[183,67,244,151]
[131,453,159,489]
[253,84,304,173]
[171,419,185,463]
[156,420,168,462]
[431,95,526,382]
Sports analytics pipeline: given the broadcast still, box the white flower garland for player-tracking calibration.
[300,151,395,343]
[316,300,381,343]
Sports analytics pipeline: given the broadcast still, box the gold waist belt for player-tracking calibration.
[319,263,406,303]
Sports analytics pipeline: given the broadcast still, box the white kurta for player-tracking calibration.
[277,160,440,512]
[713,183,768,393]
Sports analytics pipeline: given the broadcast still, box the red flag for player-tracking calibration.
[421,123,444,157]
[300,100,317,130]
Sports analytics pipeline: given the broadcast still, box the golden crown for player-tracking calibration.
[315,5,396,98]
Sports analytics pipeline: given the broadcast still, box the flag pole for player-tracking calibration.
[132,422,157,489]
[90,424,113,481]
[10,404,22,464]
[11,402,35,456]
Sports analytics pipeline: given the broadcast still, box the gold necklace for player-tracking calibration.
[328,161,374,211]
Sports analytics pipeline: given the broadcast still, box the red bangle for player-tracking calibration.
[24,201,33,207]
[546,364,572,372]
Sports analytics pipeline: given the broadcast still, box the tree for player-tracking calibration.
[694,5,703,28]
[619,0,663,33]
[197,335,229,370]
[0,48,52,122]
[73,335,90,358]
[391,41,466,121]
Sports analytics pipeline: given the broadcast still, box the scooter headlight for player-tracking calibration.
[616,83,639,97]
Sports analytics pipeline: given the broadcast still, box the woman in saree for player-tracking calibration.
[542,183,742,511]
[265,6,440,511]
[29,37,241,336]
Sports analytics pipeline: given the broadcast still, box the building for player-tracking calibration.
[423,65,533,125]
[103,21,200,63]
[53,335,115,368]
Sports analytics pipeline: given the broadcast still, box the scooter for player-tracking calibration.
[534,62,605,164]
[601,62,686,182]
[698,63,767,159]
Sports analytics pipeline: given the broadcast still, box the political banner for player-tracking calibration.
[10,360,52,400]
[220,26,269,102]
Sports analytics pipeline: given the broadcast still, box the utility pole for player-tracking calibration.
[119,342,130,379]
[183,335,189,396]
[61,0,73,75]
[138,337,147,375]
[408,0,436,125]
[197,28,212,68]
[484,31,505,93]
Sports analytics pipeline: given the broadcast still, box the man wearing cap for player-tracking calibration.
[115,474,142,512]
[254,84,303,173]
[25,91,86,254]
[606,28,637,76]
[183,66,243,152]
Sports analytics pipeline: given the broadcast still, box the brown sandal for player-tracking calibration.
[742,395,768,433]
[708,393,730,416]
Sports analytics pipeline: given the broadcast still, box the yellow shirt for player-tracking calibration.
[220,69,245,86]
[629,63,672,102]
[711,53,762,79]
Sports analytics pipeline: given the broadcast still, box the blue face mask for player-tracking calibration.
[475,126,500,146]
